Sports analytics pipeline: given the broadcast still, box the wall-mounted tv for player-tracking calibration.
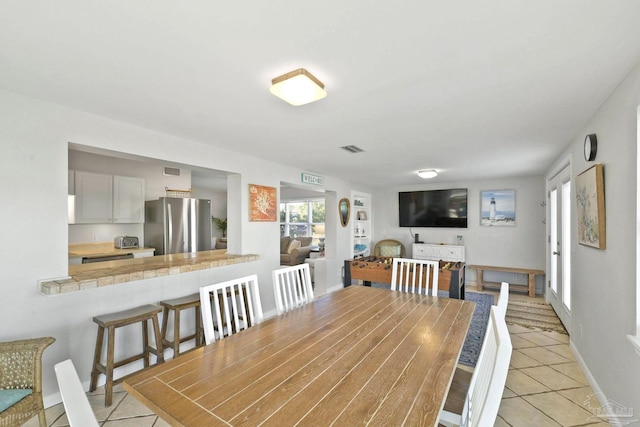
[399,188,468,228]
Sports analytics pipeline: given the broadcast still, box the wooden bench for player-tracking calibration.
[467,265,545,297]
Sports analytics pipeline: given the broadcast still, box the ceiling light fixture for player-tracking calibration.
[270,68,327,106]
[417,169,438,179]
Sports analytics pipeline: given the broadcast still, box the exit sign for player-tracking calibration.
[301,173,324,186]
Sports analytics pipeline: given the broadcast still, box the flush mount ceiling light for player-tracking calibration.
[417,169,438,179]
[270,68,327,106]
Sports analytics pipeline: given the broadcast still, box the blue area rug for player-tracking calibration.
[369,284,493,367]
[453,291,493,367]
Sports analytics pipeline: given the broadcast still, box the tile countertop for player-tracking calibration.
[68,242,155,258]
[42,249,259,295]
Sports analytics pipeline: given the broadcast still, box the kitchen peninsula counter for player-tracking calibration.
[41,250,259,295]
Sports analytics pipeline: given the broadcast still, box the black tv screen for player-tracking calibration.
[399,189,468,228]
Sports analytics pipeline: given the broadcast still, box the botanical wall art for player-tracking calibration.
[480,189,516,227]
[576,164,606,249]
[249,184,277,221]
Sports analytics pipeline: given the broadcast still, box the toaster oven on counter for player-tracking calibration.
[114,236,139,249]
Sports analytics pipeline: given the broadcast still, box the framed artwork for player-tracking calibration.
[339,198,350,227]
[480,189,516,227]
[249,184,277,221]
[576,164,606,249]
[357,210,367,220]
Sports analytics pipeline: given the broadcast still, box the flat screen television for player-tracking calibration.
[399,188,468,228]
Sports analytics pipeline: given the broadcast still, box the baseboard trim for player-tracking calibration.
[570,339,636,425]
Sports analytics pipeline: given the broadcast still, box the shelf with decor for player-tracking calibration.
[351,192,371,258]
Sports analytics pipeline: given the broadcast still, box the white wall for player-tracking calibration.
[373,176,546,290]
[194,187,227,240]
[0,89,372,405]
[546,62,640,416]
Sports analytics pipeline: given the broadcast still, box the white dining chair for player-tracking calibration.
[272,264,314,314]
[200,274,264,345]
[440,305,513,427]
[54,359,99,427]
[390,258,439,296]
[497,281,510,314]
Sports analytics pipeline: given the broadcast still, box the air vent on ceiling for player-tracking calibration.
[163,167,181,176]
[341,145,365,153]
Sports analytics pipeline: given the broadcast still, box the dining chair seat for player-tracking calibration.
[272,264,314,314]
[200,274,264,345]
[442,368,473,416]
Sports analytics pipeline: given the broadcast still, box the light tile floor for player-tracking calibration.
[25,287,611,427]
[491,289,611,427]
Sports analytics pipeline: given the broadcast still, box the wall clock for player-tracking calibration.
[584,134,597,161]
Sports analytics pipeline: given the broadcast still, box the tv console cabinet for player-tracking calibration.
[412,243,465,263]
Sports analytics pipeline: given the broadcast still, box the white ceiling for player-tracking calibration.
[3,1,640,188]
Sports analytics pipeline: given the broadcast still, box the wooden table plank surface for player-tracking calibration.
[124,285,475,427]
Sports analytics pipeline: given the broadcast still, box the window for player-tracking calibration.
[280,199,325,245]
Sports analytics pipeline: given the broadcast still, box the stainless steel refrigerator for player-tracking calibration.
[144,197,212,255]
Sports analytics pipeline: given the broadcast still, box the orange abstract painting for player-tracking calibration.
[249,184,277,221]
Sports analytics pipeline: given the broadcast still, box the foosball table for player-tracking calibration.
[344,256,466,299]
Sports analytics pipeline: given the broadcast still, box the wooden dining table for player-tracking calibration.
[124,285,475,426]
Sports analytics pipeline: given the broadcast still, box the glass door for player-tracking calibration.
[548,165,572,330]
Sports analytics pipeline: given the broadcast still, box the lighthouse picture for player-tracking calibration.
[489,197,496,220]
[481,190,516,226]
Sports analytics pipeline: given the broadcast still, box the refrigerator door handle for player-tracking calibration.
[167,203,173,250]
[188,198,197,253]
[184,200,191,253]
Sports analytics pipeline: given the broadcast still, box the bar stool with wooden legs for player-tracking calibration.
[159,293,204,357]
[89,304,164,406]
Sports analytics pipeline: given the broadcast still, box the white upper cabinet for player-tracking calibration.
[73,171,144,224]
[74,171,113,223]
[113,175,145,223]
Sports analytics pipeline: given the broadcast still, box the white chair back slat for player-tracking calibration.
[54,359,100,427]
[497,281,510,314]
[200,274,263,345]
[390,258,439,296]
[273,264,314,314]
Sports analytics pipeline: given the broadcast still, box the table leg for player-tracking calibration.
[528,273,535,297]
[344,260,352,287]
[476,268,484,291]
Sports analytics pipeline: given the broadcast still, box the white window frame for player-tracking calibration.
[280,199,325,243]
